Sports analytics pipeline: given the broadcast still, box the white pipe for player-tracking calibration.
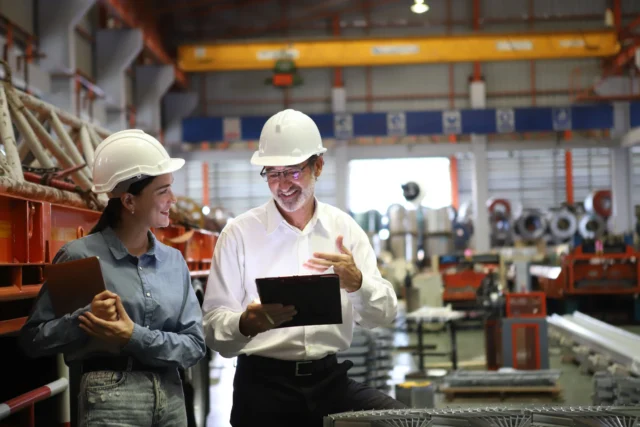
[22,104,92,191]
[0,85,22,180]
[50,111,91,181]
[6,85,55,169]
[79,125,95,169]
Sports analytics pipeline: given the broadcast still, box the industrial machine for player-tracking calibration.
[432,253,502,309]
[484,291,549,371]
[532,238,640,299]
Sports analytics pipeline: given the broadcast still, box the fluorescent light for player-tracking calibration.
[411,0,429,14]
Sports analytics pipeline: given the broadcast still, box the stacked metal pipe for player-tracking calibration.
[593,371,640,406]
[444,370,562,387]
[337,327,394,392]
[324,406,640,427]
[0,59,110,210]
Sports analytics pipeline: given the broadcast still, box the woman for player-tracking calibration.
[20,129,206,426]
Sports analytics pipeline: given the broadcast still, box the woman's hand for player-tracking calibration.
[79,296,134,346]
[91,290,119,321]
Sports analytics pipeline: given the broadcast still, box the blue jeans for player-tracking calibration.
[77,370,187,426]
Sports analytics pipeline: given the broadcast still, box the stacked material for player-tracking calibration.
[593,371,640,406]
[547,312,640,375]
[444,370,562,387]
[337,327,394,391]
[324,406,640,427]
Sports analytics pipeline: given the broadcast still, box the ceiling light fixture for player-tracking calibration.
[411,0,429,14]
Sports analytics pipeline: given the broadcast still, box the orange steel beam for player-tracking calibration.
[102,0,187,88]
[565,150,574,205]
[472,0,482,81]
[613,0,622,32]
[450,156,459,210]
[202,162,210,207]
[332,15,343,87]
[620,14,640,37]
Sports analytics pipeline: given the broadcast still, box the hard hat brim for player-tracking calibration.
[250,148,327,167]
[91,157,185,194]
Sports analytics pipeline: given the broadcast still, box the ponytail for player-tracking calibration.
[90,198,123,234]
[89,175,156,235]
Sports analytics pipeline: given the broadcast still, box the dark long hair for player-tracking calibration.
[90,176,156,234]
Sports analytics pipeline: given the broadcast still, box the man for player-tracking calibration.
[202,109,405,427]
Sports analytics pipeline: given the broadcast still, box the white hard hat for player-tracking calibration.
[92,129,185,195]
[250,109,327,167]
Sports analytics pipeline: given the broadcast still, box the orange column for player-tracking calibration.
[202,162,210,207]
[450,157,459,209]
[565,150,574,204]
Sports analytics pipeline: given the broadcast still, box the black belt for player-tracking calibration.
[237,353,338,377]
[79,356,167,374]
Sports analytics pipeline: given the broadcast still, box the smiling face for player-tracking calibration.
[122,173,176,228]
[264,156,324,213]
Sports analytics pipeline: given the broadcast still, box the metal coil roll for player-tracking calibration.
[578,214,607,239]
[584,190,612,218]
[487,198,511,218]
[548,209,578,241]
[515,210,548,240]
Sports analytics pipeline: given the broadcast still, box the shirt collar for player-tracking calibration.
[265,198,329,236]
[101,226,166,261]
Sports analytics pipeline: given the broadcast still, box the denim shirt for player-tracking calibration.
[19,227,206,371]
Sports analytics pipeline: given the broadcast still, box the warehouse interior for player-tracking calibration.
[3,0,640,426]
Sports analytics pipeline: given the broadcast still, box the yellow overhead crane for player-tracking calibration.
[178,30,619,72]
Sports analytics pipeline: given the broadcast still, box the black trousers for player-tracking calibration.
[230,354,406,427]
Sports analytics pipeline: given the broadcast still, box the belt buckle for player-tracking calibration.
[295,361,313,377]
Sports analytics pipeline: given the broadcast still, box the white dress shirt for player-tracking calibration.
[202,198,398,361]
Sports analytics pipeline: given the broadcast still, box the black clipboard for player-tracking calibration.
[44,256,106,318]
[256,274,342,328]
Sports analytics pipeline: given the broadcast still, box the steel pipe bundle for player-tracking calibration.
[324,406,640,427]
[445,369,562,387]
[593,371,640,406]
[0,59,108,210]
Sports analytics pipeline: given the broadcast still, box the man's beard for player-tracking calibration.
[273,179,315,212]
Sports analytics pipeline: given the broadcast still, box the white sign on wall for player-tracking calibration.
[334,114,353,140]
[387,112,406,136]
[223,117,241,141]
[442,111,462,135]
[496,108,515,133]
[552,108,572,131]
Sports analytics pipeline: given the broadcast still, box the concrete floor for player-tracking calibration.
[205,324,630,427]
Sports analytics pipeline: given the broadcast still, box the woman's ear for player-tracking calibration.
[120,193,135,214]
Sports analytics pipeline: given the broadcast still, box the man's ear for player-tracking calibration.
[314,156,325,179]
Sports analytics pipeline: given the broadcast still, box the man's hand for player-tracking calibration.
[79,296,134,346]
[239,303,297,338]
[303,235,363,293]
[91,290,119,321]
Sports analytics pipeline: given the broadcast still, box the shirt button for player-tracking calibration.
[146,292,151,297]
[145,324,149,328]
[139,267,142,271]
